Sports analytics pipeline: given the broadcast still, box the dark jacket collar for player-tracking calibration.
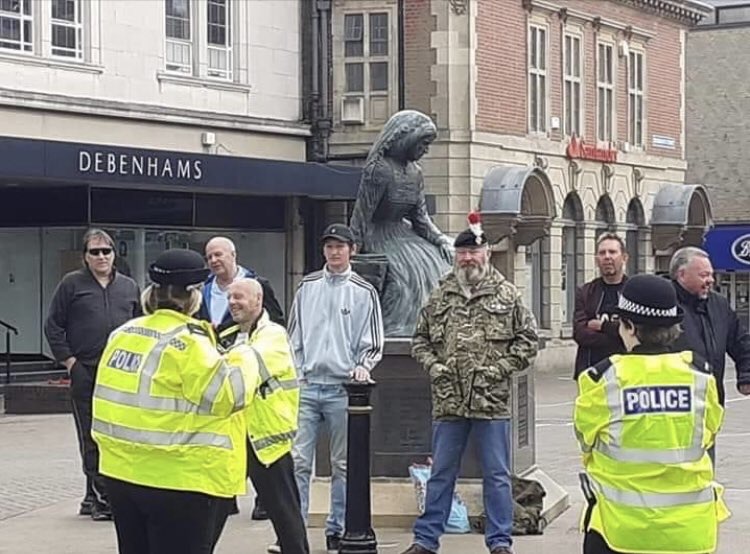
[631,344,671,355]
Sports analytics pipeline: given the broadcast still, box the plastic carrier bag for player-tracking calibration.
[408,461,471,534]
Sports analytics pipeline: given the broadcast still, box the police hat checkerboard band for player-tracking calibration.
[618,296,678,318]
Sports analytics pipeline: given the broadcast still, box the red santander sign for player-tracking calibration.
[566,135,618,163]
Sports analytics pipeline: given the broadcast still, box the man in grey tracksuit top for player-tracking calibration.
[288,224,384,552]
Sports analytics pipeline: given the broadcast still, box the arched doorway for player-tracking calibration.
[561,192,584,324]
[625,198,646,276]
[480,165,556,330]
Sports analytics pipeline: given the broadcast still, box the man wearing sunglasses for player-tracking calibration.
[44,228,140,521]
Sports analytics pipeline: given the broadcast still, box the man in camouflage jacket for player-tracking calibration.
[401,221,538,554]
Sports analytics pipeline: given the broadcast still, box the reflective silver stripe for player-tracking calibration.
[593,479,714,508]
[252,430,296,451]
[227,365,246,411]
[603,368,623,445]
[277,378,299,391]
[575,427,592,453]
[596,363,709,464]
[199,361,245,414]
[253,348,272,382]
[595,441,704,464]
[92,418,232,449]
[96,384,200,414]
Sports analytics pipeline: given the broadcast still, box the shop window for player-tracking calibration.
[0,186,88,226]
[0,0,33,53]
[561,192,584,324]
[91,188,193,227]
[194,194,285,230]
[51,0,82,59]
[528,24,548,133]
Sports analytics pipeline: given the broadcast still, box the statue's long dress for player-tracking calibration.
[352,158,451,337]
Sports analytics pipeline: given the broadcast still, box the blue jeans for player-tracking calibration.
[413,419,513,552]
[292,383,348,538]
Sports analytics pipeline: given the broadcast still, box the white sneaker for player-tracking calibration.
[267,543,281,554]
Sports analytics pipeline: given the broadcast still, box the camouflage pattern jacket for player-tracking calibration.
[412,268,539,420]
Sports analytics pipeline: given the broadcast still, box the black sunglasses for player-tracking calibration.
[88,248,113,256]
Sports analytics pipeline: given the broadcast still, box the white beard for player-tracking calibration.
[455,263,488,286]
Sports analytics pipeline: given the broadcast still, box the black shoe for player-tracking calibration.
[91,503,113,521]
[251,502,269,521]
[400,545,435,554]
[78,498,94,516]
[490,548,514,554]
[326,535,342,553]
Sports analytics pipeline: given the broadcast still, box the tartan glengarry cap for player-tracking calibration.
[148,249,209,288]
[615,274,683,326]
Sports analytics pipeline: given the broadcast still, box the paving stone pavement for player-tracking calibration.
[2,364,750,553]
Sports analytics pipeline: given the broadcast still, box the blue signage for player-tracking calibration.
[703,226,750,271]
[0,136,362,199]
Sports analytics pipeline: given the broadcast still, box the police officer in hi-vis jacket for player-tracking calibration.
[575,274,729,554]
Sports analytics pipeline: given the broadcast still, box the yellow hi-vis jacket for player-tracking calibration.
[219,312,300,466]
[574,349,729,554]
[92,310,261,498]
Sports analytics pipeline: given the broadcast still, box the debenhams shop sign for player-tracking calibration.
[78,149,204,181]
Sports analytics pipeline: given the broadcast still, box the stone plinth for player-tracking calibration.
[3,382,71,414]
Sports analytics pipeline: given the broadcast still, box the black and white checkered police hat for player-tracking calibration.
[615,274,683,327]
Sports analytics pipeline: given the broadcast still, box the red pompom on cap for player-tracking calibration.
[467,210,483,241]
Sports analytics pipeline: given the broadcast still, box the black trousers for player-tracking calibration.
[70,361,108,507]
[105,477,227,554]
[584,531,622,554]
[247,448,310,554]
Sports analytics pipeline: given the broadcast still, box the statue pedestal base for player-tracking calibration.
[310,338,569,528]
[308,468,569,529]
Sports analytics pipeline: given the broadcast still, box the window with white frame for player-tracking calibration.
[597,42,614,142]
[563,33,582,137]
[0,0,33,53]
[628,50,644,147]
[165,0,192,73]
[50,0,82,59]
[343,12,389,95]
[528,25,547,133]
[207,0,231,79]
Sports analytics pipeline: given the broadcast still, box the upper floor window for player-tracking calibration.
[165,0,192,73]
[344,12,389,94]
[165,0,234,80]
[563,33,582,137]
[207,0,231,79]
[51,0,83,59]
[597,42,614,142]
[528,25,547,133]
[0,0,33,53]
[628,50,644,147]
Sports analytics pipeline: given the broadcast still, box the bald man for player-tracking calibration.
[199,237,284,334]
[214,279,308,554]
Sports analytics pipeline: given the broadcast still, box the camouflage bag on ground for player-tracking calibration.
[471,475,547,535]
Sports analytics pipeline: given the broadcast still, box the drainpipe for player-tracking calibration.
[318,0,332,160]
[398,0,405,110]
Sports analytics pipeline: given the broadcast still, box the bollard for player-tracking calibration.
[340,380,378,554]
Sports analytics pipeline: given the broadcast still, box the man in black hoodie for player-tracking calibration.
[670,246,750,407]
[573,233,629,378]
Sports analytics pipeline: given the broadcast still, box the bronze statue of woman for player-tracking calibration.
[350,110,453,336]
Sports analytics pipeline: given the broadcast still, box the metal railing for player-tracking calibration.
[0,319,18,385]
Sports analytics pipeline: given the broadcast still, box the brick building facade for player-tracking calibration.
[306,0,713,366]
